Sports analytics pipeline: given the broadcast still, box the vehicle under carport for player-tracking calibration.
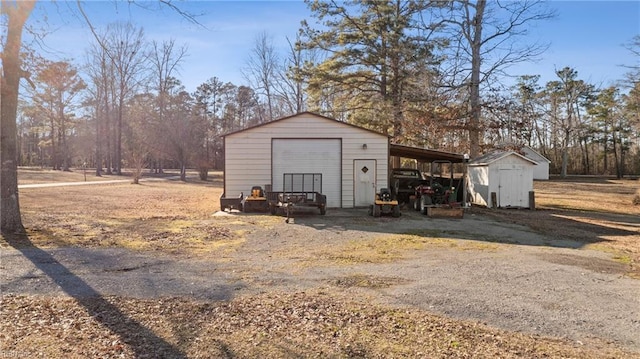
[389,144,468,204]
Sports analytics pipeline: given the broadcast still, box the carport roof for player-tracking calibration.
[390,144,465,163]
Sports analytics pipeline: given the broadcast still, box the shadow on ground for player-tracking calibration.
[252,205,639,252]
[2,232,187,358]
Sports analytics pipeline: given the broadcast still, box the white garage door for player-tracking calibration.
[272,139,341,208]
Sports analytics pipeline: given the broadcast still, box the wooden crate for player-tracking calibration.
[427,206,464,219]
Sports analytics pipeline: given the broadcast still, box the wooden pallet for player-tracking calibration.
[427,206,464,219]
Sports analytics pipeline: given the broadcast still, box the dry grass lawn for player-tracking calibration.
[534,177,640,215]
[1,168,639,358]
[477,176,640,278]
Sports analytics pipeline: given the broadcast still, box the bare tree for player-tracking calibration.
[243,31,278,122]
[274,35,313,115]
[126,93,155,184]
[159,81,200,181]
[85,39,116,175]
[149,39,187,115]
[622,35,640,84]
[438,0,554,156]
[0,0,198,234]
[103,22,147,175]
[148,38,187,173]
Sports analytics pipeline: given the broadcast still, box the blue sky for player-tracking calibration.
[25,0,640,93]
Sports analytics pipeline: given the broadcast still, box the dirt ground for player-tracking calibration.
[1,169,639,358]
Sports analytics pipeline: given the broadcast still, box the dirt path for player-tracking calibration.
[2,209,639,352]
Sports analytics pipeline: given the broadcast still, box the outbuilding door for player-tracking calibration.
[354,159,376,207]
[272,139,341,208]
[498,165,525,207]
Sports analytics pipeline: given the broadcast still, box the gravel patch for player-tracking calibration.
[2,208,639,354]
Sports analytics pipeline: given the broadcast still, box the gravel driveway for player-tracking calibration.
[2,208,639,352]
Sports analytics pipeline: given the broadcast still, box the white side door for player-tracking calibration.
[354,159,376,207]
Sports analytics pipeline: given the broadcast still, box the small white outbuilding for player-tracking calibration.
[467,151,537,208]
[222,112,390,208]
[522,146,551,180]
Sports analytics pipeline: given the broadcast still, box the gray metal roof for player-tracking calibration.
[469,151,538,166]
[389,144,465,163]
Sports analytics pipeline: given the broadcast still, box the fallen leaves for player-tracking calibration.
[1,291,635,359]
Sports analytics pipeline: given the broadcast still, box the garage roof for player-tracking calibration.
[390,144,465,163]
[469,150,537,166]
[222,111,388,138]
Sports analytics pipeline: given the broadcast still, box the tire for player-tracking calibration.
[392,205,401,218]
[413,196,420,211]
[320,206,326,215]
[373,204,381,217]
[420,196,431,215]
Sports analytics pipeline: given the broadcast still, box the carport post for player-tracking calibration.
[462,154,469,208]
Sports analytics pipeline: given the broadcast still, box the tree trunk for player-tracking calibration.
[95,102,103,176]
[49,114,58,170]
[59,100,70,171]
[579,137,588,175]
[561,147,568,178]
[1,1,35,234]
[583,138,590,174]
[468,0,486,157]
[612,131,621,179]
[116,97,123,175]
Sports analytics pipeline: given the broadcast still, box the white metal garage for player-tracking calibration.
[222,112,390,208]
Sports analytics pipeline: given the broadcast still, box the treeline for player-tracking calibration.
[15,0,640,179]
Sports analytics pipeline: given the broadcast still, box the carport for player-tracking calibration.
[390,144,465,164]
[389,144,467,203]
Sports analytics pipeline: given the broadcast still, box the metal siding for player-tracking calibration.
[340,136,388,208]
[468,165,490,207]
[224,136,272,198]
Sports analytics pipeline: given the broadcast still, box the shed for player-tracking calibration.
[222,112,390,208]
[522,146,551,180]
[467,151,537,208]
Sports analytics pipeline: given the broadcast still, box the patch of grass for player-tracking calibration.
[612,255,632,265]
[405,229,505,248]
[6,214,247,256]
[327,274,412,288]
[315,234,437,264]
[302,230,504,266]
